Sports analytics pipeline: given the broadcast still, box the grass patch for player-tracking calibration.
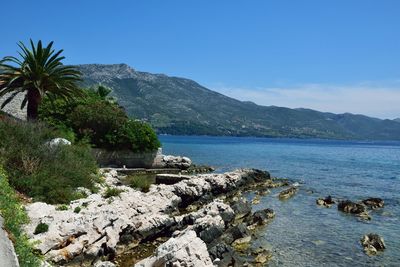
[127,174,155,193]
[33,223,49,235]
[0,119,99,204]
[103,186,124,198]
[0,167,41,267]
[73,206,81,213]
[56,204,69,211]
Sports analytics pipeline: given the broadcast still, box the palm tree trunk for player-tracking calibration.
[27,88,41,121]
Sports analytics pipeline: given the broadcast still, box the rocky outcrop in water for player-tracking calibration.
[24,168,271,265]
[338,200,370,220]
[316,196,335,207]
[361,233,386,256]
[362,198,384,209]
[278,186,298,199]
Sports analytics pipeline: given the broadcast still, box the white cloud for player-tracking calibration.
[211,82,400,119]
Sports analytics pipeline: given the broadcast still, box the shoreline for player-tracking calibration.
[23,168,291,266]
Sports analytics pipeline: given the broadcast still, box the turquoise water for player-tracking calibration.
[160,135,400,267]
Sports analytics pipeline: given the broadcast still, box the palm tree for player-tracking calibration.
[0,40,82,120]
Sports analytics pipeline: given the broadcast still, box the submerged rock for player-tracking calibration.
[278,187,298,199]
[361,233,386,256]
[232,236,251,252]
[316,195,335,207]
[362,198,384,209]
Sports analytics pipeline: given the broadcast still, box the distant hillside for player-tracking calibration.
[76,64,400,140]
[2,63,400,140]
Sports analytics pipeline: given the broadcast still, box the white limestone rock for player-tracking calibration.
[135,230,214,267]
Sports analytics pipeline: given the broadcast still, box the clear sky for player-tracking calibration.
[1,0,399,118]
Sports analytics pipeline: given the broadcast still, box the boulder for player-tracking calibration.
[134,230,214,267]
[250,208,275,225]
[221,223,250,245]
[0,216,19,267]
[361,233,385,256]
[46,138,71,147]
[231,198,252,220]
[362,198,384,209]
[94,261,116,267]
[162,155,192,170]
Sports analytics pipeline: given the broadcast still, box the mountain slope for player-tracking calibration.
[76,64,399,140]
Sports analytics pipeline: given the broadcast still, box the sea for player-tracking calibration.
[160,135,400,267]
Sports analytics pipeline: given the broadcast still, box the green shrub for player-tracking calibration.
[129,174,154,192]
[0,167,41,266]
[33,223,49,235]
[116,120,161,152]
[69,101,128,148]
[0,119,98,204]
[73,206,81,213]
[56,205,69,211]
[103,186,124,198]
[39,86,161,153]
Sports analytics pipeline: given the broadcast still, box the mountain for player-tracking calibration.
[75,64,400,140]
[1,63,399,140]
[393,118,400,123]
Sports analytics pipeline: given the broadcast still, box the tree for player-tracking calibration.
[0,40,82,120]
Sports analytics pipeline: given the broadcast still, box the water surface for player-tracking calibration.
[160,135,400,267]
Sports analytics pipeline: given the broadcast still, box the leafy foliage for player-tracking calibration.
[39,85,161,152]
[33,223,49,235]
[0,40,82,120]
[116,120,161,152]
[69,101,127,148]
[103,186,124,198]
[0,119,98,204]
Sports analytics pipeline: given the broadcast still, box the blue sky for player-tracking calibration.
[1,0,399,118]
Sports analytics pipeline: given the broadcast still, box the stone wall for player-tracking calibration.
[91,148,163,168]
[0,93,27,120]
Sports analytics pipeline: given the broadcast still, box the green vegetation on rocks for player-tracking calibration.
[33,223,49,235]
[0,167,41,267]
[0,118,99,204]
[39,85,160,152]
[103,186,124,198]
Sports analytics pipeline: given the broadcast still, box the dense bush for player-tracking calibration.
[116,119,161,152]
[0,119,98,204]
[69,101,128,148]
[39,85,161,152]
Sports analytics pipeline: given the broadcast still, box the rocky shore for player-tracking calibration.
[24,168,287,266]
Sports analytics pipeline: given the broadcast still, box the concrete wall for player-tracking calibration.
[92,147,164,168]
